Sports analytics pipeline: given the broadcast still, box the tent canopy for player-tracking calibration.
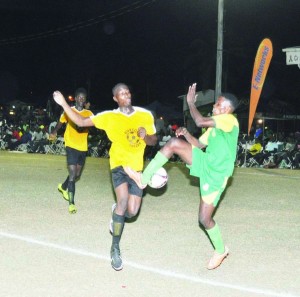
[143,100,183,121]
[178,89,215,112]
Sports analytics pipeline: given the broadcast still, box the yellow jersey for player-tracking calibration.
[60,107,94,151]
[91,107,156,171]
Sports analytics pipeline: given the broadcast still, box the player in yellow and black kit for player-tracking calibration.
[52,83,157,271]
[50,87,94,214]
[125,83,239,270]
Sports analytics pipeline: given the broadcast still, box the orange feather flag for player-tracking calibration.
[248,38,273,135]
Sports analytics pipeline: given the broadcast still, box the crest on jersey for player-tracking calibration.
[126,129,142,147]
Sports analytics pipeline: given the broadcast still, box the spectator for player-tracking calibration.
[254,125,263,139]
[28,125,49,153]
[273,136,295,168]
[155,116,166,140]
[7,126,21,148]
[248,137,262,156]
[8,126,32,150]
[237,137,262,166]
[49,120,57,134]
[84,101,91,110]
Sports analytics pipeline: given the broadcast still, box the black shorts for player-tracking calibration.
[111,166,143,197]
[66,146,87,166]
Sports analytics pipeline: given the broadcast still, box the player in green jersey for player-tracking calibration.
[125,83,239,270]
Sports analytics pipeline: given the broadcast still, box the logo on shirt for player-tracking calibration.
[126,129,142,147]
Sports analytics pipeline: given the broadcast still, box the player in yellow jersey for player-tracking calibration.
[50,88,94,214]
[53,83,157,271]
[125,83,239,270]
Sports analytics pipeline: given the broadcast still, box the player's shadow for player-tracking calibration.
[144,184,168,197]
[175,163,199,188]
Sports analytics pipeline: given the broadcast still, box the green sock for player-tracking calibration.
[141,151,169,185]
[206,223,225,254]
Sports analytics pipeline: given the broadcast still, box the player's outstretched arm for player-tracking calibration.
[186,83,214,128]
[53,91,94,128]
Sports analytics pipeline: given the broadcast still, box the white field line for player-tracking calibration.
[0,231,298,297]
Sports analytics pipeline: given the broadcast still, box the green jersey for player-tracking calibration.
[188,113,239,205]
[199,113,239,177]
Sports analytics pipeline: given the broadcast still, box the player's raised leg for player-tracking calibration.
[124,137,192,189]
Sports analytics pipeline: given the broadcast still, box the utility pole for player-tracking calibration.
[215,0,224,102]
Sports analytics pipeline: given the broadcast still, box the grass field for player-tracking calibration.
[0,151,300,297]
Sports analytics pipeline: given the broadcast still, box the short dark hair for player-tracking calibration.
[75,87,87,97]
[112,83,129,96]
[221,92,239,111]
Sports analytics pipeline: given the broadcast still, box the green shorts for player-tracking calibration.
[187,147,229,207]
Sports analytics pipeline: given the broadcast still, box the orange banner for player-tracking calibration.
[248,38,273,135]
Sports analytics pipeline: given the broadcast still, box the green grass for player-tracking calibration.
[1,151,300,297]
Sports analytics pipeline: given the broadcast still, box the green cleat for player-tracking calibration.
[58,183,69,201]
[68,204,77,214]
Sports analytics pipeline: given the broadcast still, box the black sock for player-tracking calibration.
[68,180,75,205]
[62,176,69,190]
[112,213,125,246]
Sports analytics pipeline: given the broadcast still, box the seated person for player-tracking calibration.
[8,126,32,150]
[248,138,262,156]
[237,137,262,165]
[293,150,300,169]
[28,125,49,153]
[272,136,295,167]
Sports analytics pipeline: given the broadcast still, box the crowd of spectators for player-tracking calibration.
[0,115,111,157]
[0,108,184,161]
[1,110,300,170]
[236,129,300,169]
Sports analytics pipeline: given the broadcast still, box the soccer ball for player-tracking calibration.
[148,167,168,189]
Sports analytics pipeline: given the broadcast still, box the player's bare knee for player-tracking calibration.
[163,137,181,154]
[129,206,140,217]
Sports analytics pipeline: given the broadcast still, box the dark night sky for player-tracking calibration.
[0,0,300,113]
